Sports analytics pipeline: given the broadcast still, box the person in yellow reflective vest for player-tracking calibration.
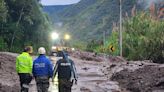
[16,46,33,92]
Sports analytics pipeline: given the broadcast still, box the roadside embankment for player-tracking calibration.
[0,52,19,92]
[110,62,164,92]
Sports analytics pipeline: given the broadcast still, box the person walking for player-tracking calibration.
[33,47,53,92]
[53,51,78,92]
[16,46,33,92]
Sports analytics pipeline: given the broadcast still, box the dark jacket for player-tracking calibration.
[53,58,77,79]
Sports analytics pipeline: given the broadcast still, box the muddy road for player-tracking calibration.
[1,52,164,92]
[64,57,120,92]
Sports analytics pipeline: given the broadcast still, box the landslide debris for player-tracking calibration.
[71,51,126,62]
[0,53,20,92]
[111,65,164,92]
[71,51,105,62]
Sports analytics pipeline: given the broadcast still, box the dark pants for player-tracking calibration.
[35,76,49,92]
[58,79,73,92]
[18,73,32,92]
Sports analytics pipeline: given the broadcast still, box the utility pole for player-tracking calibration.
[103,31,106,48]
[119,0,123,57]
[103,31,106,61]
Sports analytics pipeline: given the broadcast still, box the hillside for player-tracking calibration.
[43,0,163,46]
[43,0,137,44]
[43,5,70,23]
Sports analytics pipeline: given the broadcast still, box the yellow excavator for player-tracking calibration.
[50,45,75,56]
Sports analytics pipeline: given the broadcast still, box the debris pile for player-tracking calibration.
[111,64,164,92]
[71,51,107,62]
[0,53,20,92]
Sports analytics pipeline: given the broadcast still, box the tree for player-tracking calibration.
[0,0,7,23]
[0,0,52,52]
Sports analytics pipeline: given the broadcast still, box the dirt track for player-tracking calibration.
[1,52,164,92]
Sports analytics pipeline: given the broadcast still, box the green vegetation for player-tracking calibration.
[0,0,52,53]
[123,13,164,63]
[86,31,119,55]
[1,0,163,63]
[94,13,164,63]
[44,0,163,63]
[44,0,137,45]
[51,0,163,63]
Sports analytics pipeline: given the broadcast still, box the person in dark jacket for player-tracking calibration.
[33,47,53,92]
[53,51,78,92]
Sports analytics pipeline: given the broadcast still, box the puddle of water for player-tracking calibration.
[99,81,120,91]
[48,82,58,92]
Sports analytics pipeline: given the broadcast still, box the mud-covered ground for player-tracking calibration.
[111,64,164,92]
[0,52,20,92]
[1,51,164,92]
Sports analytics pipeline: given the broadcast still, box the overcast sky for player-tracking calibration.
[41,0,81,5]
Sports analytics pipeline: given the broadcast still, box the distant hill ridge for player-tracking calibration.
[43,0,163,44]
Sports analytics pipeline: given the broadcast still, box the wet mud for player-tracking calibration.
[1,52,164,92]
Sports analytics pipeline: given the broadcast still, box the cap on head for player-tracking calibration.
[38,47,46,54]
[24,46,33,54]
